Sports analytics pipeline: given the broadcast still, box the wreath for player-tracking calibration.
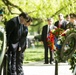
[46,28,64,51]
[54,28,76,73]
[0,26,6,66]
[69,51,76,73]
[46,27,76,73]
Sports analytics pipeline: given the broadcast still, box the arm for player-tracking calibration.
[6,20,15,45]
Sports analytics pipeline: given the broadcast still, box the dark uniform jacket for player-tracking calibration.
[6,17,23,45]
[66,22,74,29]
[54,20,67,30]
[19,25,28,52]
[41,25,56,45]
[41,25,48,45]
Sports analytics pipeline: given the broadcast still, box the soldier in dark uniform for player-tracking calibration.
[66,13,75,29]
[5,12,29,75]
[16,17,32,75]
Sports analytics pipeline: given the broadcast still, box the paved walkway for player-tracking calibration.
[23,61,73,75]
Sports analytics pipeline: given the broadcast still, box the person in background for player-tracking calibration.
[41,18,57,64]
[5,12,29,75]
[16,17,32,75]
[73,14,76,29]
[65,14,70,24]
[54,13,67,62]
[66,13,76,30]
[54,13,67,50]
[54,13,67,30]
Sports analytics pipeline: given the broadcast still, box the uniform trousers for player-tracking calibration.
[44,43,53,64]
[7,44,25,75]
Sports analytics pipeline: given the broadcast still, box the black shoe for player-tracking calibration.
[50,62,53,64]
[44,62,48,64]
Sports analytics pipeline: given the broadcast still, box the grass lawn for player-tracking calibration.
[23,45,44,64]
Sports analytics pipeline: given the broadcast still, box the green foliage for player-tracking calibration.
[1,0,76,33]
[0,1,76,35]
[69,50,76,72]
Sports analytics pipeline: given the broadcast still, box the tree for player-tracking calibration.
[1,0,76,33]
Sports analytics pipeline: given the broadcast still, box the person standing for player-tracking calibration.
[5,12,29,75]
[65,14,70,24]
[54,13,67,50]
[16,17,32,75]
[66,13,76,29]
[54,13,67,62]
[54,13,67,30]
[41,18,57,64]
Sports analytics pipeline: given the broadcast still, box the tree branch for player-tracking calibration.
[51,1,76,17]
[2,0,24,14]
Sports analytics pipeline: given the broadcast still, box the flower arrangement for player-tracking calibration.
[52,28,64,37]
[69,51,76,73]
[55,29,73,50]
[56,28,76,47]
[47,31,55,50]
[48,27,76,73]
[55,28,76,61]
[46,28,64,50]
[47,28,76,51]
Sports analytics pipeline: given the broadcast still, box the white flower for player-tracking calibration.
[57,40,61,45]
